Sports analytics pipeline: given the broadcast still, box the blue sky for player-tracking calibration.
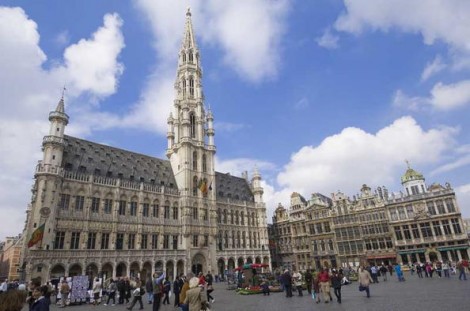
[1,0,470,240]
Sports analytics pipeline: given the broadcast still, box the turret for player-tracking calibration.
[42,94,69,169]
[401,161,427,196]
[251,166,264,203]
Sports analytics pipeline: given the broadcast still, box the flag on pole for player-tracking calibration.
[198,178,208,195]
[27,223,45,248]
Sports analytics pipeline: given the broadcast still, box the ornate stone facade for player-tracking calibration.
[271,167,470,270]
[21,9,270,283]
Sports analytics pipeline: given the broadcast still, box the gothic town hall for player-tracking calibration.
[21,9,271,282]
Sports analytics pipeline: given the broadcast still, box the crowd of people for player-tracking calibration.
[276,259,469,304]
[0,270,216,311]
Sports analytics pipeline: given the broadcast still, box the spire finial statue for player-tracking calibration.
[61,85,67,100]
[186,7,191,16]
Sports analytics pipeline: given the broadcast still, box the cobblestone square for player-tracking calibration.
[38,272,470,311]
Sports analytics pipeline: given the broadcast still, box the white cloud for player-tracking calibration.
[421,55,447,81]
[393,80,470,111]
[316,28,339,49]
[215,157,275,176]
[272,116,456,207]
[456,184,470,218]
[215,122,249,133]
[431,154,470,176]
[63,13,125,97]
[430,80,470,110]
[334,0,470,51]
[0,7,125,240]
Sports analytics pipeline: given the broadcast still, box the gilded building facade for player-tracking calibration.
[271,167,469,270]
[21,9,270,283]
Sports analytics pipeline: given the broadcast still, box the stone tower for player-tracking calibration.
[166,8,217,273]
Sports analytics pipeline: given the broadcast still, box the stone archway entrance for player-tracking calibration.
[217,258,225,276]
[176,260,185,277]
[192,253,206,275]
[228,258,235,271]
[68,264,82,277]
[429,251,438,262]
[101,263,113,281]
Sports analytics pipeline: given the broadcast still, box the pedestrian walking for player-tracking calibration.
[318,268,332,303]
[205,271,215,303]
[304,269,313,295]
[380,265,388,282]
[173,275,182,307]
[152,271,165,311]
[331,269,342,304]
[161,277,171,305]
[104,279,117,306]
[457,261,467,281]
[443,262,450,278]
[127,281,144,311]
[312,275,321,304]
[145,275,153,304]
[358,267,373,298]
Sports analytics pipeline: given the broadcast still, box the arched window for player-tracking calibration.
[202,154,207,172]
[189,52,193,63]
[193,176,198,196]
[217,208,221,223]
[242,232,246,248]
[190,113,196,138]
[182,79,186,97]
[235,211,239,225]
[182,52,186,63]
[189,78,194,97]
[224,231,229,248]
[240,211,244,225]
[237,231,241,248]
[232,231,236,248]
[192,151,197,170]
[231,210,234,224]
[223,209,227,224]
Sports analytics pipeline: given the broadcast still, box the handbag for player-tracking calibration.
[358,285,366,291]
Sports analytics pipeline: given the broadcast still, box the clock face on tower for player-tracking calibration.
[40,207,51,217]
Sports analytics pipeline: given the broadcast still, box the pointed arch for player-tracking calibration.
[192,151,197,170]
[190,113,196,138]
[189,77,195,97]
[182,78,187,97]
[193,176,198,196]
[202,154,207,172]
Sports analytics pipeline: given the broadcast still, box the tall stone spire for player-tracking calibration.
[181,7,198,51]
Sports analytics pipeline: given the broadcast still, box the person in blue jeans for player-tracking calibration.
[457,261,467,280]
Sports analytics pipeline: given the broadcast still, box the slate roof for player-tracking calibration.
[62,135,177,187]
[61,135,255,201]
[215,172,254,202]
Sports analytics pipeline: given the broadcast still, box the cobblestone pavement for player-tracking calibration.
[37,272,470,311]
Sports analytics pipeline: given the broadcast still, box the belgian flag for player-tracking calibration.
[27,223,45,248]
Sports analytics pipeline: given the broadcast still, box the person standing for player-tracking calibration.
[0,289,27,311]
[292,270,303,296]
[58,279,70,308]
[435,261,443,278]
[145,275,153,305]
[394,264,405,282]
[179,273,193,311]
[312,275,321,304]
[304,270,313,295]
[152,271,165,311]
[370,266,378,283]
[183,277,207,311]
[443,261,450,278]
[92,278,102,305]
[31,286,50,311]
[173,275,181,307]
[281,270,293,298]
[380,265,388,282]
[0,279,8,294]
[416,263,423,278]
[318,268,331,303]
[330,270,342,304]
[358,267,373,298]
[161,277,171,305]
